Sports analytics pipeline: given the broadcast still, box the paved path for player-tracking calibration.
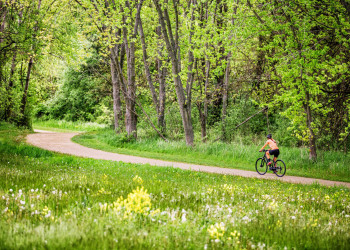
[26,130,350,189]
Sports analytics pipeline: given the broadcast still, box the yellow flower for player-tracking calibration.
[104,186,152,218]
[207,222,226,239]
[133,175,143,185]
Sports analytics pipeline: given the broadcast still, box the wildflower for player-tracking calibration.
[207,222,226,239]
[181,213,187,222]
[242,216,251,222]
[133,175,143,184]
[20,200,25,205]
[9,189,13,192]
[107,186,152,217]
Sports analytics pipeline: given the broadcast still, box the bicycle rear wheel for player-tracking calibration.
[274,160,286,177]
[255,157,267,175]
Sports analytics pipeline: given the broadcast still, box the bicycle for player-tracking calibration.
[255,149,286,177]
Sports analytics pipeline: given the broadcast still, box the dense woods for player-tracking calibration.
[1,0,350,159]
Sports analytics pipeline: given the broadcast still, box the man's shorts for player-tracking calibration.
[269,149,280,157]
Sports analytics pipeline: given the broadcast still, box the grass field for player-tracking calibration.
[33,119,109,132]
[70,128,350,183]
[1,122,350,249]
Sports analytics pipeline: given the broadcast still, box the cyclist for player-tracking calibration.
[259,134,280,168]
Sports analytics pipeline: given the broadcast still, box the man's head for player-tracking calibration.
[267,134,272,139]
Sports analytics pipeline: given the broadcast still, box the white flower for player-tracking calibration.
[181,213,187,222]
[254,199,258,202]
[291,216,296,220]
[345,215,349,218]
[43,184,46,188]
[31,189,34,192]
[20,200,25,205]
[214,239,220,243]
[9,189,13,192]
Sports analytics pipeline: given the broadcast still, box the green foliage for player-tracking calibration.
[37,53,111,122]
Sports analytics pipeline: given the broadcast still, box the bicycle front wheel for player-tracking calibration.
[274,160,286,177]
[255,157,267,175]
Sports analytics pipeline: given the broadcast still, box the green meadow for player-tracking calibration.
[72,129,350,183]
[1,122,349,249]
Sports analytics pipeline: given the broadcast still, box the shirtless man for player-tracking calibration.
[259,134,280,167]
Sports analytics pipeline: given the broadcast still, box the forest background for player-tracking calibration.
[1,0,350,162]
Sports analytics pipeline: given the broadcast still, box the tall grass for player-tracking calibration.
[73,129,350,182]
[0,123,350,249]
[33,119,109,132]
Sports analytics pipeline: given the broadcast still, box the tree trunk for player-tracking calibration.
[120,1,143,139]
[202,58,210,141]
[110,45,122,133]
[304,91,317,160]
[4,50,17,120]
[124,39,137,139]
[221,54,231,140]
[157,42,167,133]
[0,4,6,45]
[153,0,194,145]
[20,57,33,115]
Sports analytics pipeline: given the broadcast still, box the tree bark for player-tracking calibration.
[20,57,33,115]
[157,25,167,133]
[4,49,17,120]
[0,3,7,45]
[221,54,231,140]
[110,44,122,133]
[201,57,210,141]
[153,0,194,145]
[123,36,137,139]
[304,91,317,160]
[120,1,143,139]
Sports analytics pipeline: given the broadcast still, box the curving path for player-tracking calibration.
[26,130,350,189]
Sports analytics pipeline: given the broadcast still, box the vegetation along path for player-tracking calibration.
[27,130,350,189]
